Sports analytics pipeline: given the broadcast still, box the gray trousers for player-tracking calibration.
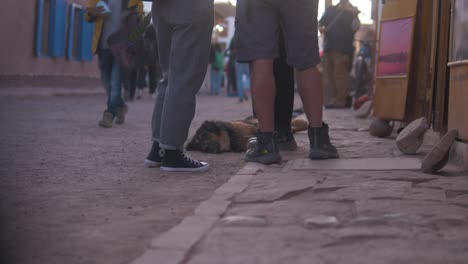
[151,0,214,150]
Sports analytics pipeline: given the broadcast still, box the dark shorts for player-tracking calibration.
[235,0,320,70]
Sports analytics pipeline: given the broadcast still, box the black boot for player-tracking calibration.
[308,123,339,159]
[245,131,282,165]
[144,142,164,168]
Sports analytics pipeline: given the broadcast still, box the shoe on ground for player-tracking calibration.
[245,131,282,165]
[276,131,298,151]
[144,142,163,168]
[98,111,114,128]
[115,104,128,125]
[247,131,297,152]
[308,123,339,159]
[160,149,209,172]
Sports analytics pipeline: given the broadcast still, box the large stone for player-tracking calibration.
[220,215,268,227]
[396,117,429,154]
[369,118,393,138]
[354,100,373,118]
[303,215,339,228]
[421,129,458,174]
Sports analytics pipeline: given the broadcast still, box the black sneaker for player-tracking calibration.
[247,131,297,152]
[308,123,339,159]
[245,131,282,165]
[160,149,209,172]
[276,130,298,151]
[144,142,164,168]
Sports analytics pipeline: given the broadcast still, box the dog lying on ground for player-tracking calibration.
[186,117,309,153]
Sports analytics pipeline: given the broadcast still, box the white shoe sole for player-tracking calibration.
[160,162,209,172]
[144,159,161,168]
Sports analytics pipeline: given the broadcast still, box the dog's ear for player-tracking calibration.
[202,121,221,134]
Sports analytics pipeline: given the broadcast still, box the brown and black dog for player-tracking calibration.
[186,118,308,153]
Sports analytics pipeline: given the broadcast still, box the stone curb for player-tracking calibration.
[130,163,265,264]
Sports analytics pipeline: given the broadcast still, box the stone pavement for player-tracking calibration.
[132,110,468,264]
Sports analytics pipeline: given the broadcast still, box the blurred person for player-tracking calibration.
[143,0,213,172]
[85,0,143,128]
[319,0,360,108]
[236,0,339,164]
[229,37,250,102]
[144,23,161,97]
[209,42,223,96]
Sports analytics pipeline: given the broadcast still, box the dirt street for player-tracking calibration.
[0,93,255,264]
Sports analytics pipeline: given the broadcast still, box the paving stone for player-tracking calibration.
[214,174,254,199]
[356,200,468,219]
[187,226,333,264]
[350,216,388,226]
[311,180,411,201]
[290,158,421,171]
[132,249,186,264]
[228,200,355,226]
[234,172,322,203]
[396,117,429,154]
[151,216,218,250]
[194,196,231,217]
[236,163,265,175]
[450,194,468,206]
[303,215,339,228]
[219,215,268,227]
[316,239,468,264]
[404,187,446,202]
[365,171,438,183]
[416,176,468,192]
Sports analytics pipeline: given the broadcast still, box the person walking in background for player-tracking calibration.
[209,42,223,96]
[236,0,339,165]
[144,0,213,172]
[229,37,250,102]
[144,23,161,98]
[319,0,360,109]
[85,0,143,128]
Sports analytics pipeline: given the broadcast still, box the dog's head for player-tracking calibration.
[186,121,232,153]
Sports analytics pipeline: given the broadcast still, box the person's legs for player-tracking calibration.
[330,52,351,107]
[210,69,219,95]
[97,49,115,128]
[107,63,123,115]
[97,49,112,95]
[323,51,337,106]
[273,33,297,150]
[236,0,282,164]
[127,68,137,100]
[148,62,158,94]
[235,62,245,101]
[279,0,338,159]
[146,0,213,171]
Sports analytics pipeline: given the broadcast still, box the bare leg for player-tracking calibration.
[296,67,323,128]
[251,59,276,132]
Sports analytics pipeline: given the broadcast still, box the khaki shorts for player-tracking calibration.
[235,0,320,70]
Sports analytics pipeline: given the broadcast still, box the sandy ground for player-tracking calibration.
[0,92,257,264]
